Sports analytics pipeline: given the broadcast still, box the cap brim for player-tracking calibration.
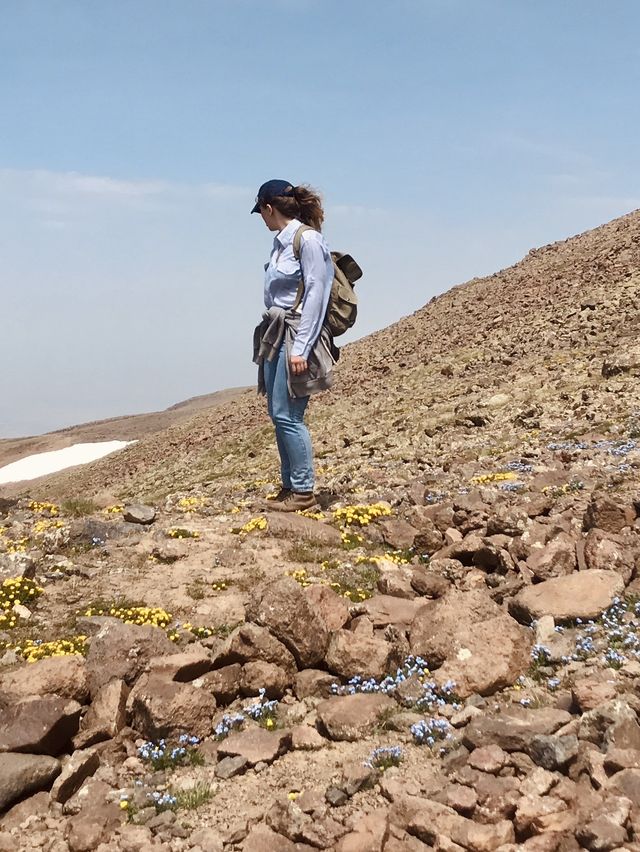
[251,201,261,214]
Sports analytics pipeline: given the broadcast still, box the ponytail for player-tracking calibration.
[291,185,324,231]
[270,184,325,232]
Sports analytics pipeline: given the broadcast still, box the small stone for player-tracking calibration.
[468,744,508,773]
[214,755,248,779]
[291,725,326,750]
[325,786,349,807]
[528,734,579,770]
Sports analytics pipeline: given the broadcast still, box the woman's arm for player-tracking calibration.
[291,235,332,361]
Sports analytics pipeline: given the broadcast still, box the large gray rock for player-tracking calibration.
[122,504,156,525]
[0,696,82,756]
[0,753,60,811]
[509,570,625,623]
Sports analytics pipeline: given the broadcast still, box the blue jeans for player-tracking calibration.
[263,344,314,492]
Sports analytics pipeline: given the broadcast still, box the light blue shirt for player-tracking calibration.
[263,218,333,359]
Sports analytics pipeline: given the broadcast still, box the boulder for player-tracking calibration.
[50,748,100,804]
[122,504,156,525]
[73,679,128,748]
[0,696,82,755]
[127,672,217,739]
[240,660,292,698]
[526,532,577,581]
[509,570,624,623]
[303,584,349,631]
[148,646,213,681]
[325,630,396,680]
[85,620,175,696]
[361,594,424,629]
[584,495,635,534]
[201,664,242,704]
[0,753,60,811]
[410,589,532,697]
[266,512,342,545]
[247,577,329,667]
[317,694,395,741]
[583,528,637,583]
[0,655,89,703]
[212,623,296,674]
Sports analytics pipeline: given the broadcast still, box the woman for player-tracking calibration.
[252,179,336,512]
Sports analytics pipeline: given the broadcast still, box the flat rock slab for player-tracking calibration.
[266,512,342,546]
[463,707,572,752]
[361,595,423,629]
[0,654,88,703]
[509,570,625,623]
[148,646,213,682]
[217,728,291,766]
[317,694,395,741]
[0,696,82,756]
[0,753,61,811]
[50,748,100,803]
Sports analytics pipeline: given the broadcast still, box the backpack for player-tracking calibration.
[291,225,362,337]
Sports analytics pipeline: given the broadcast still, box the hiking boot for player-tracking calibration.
[267,491,317,512]
[271,487,292,502]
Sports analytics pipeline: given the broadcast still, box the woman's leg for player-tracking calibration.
[263,348,292,489]
[270,346,314,493]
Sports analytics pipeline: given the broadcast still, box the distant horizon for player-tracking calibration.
[3,0,639,438]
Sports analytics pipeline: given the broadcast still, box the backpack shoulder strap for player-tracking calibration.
[292,224,314,259]
[291,225,315,311]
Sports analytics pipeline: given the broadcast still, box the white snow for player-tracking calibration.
[0,441,133,485]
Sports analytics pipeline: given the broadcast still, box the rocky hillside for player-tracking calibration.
[0,209,639,851]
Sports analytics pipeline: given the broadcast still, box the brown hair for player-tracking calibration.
[269,184,325,232]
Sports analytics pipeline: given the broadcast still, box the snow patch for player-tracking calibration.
[0,441,133,484]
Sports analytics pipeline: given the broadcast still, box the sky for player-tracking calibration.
[1,0,639,438]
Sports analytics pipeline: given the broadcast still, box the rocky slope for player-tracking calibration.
[0,209,639,851]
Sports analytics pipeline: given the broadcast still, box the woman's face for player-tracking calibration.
[260,204,279,231]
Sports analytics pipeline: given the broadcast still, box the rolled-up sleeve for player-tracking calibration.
[291,235,333,359]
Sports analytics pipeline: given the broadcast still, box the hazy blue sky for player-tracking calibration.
[2,0,639,437]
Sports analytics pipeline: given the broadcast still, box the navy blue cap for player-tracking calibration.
[251,179,295,213]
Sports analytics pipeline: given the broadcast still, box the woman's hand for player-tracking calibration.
[290,355,308,375]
